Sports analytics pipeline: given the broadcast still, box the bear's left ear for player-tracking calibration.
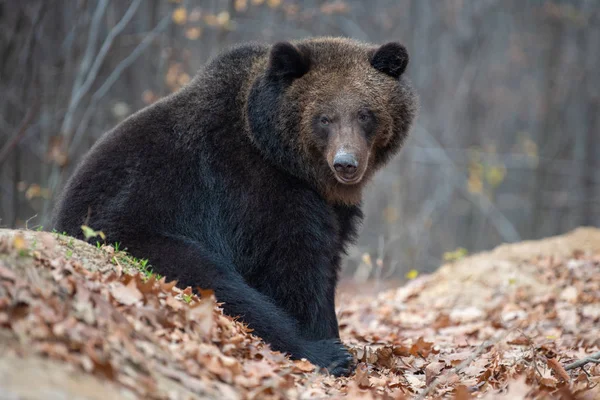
[267,42,310,80]
[370,42,409,79]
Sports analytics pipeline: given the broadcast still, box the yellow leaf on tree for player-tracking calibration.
[467,174,482,194]
[185,27,202,40]
[177,73,190,86]
[486,165,506,188]
[172,7,187,25]
[25,184,42,200]
[216,11,230,26]
[235,0,248,12]
[361,253,372,267]
[405,269,419,280]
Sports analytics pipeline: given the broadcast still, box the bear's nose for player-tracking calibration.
[333,153,358,176]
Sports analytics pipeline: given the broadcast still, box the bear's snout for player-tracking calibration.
[333,152,359,181]
[330,147,368,185]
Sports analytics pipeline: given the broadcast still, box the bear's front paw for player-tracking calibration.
[303,339,354,377]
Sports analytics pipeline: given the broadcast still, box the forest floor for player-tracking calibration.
[0,227,599,399]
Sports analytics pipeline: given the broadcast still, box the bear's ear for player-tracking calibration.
[267,42,310,80]
[370,42,409,79]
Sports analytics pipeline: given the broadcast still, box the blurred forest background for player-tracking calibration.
[0,0,598,280]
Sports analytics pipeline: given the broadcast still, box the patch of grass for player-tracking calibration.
[49,228,162,282]
[109,246,162,282]
[18,249,30,257]
[52,230,70,241]
[443,247,469,262]
[182,293,193,304]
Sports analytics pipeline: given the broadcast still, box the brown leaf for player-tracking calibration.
[507,336,532,346]
[375,346,395,369]
[354,362,370,388]
[293,359,315,373]
[547,357,570,383]
[425,361,445,385]
[135,274,157,295]
[410,337,435,358]
[110,281,142,305]
[432,313,453,329]
[393,344,412,357]
[453,385,473,400]
[189,298,214,337]
[198,288,215,299]
[166,295,184,311]
[158,276,177,292]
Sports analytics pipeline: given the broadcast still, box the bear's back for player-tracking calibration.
[53,43,271,238]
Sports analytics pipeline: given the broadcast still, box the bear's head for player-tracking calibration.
[246,37,418,205]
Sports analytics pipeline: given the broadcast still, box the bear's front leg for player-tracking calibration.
[123,234,353,376]
[251,249,343,340]
[299,271,341,341]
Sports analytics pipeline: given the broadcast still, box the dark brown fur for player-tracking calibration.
[53,37,418,376]
[246,37,418,204]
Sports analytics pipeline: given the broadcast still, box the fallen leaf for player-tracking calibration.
[354,362,370,388]
[110,281,142,305]
[293,358,315,373]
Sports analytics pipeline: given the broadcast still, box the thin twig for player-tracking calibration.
[0,102,38,166]
[564,351,600,371]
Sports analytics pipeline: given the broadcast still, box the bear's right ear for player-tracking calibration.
[267,42,310,80]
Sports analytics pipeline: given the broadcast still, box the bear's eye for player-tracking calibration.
[320,116,331,126]
[358,112,371,122]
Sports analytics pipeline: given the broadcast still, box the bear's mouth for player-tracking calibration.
[332,170,364,185]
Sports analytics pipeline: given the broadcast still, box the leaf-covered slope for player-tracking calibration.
[0,227,599,399]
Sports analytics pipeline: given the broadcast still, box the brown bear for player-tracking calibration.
[53,37,418,376]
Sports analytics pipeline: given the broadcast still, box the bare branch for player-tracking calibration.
[413,124,521,242]
[69,14,172,154]
[61,0,142,139]
[0,102,38,167]
[43,0,143,224]
[71,0,110,98]
[564,351,600,371]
